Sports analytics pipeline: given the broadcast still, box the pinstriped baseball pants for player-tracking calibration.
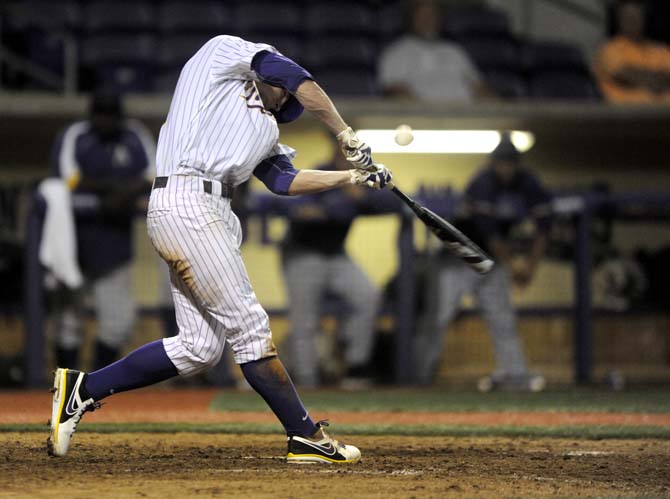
[146,175,276,376]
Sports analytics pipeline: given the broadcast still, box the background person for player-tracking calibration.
[280,145,400,389]
[50,90,155,371]
[414,138,552,392]
[378,0,490,102]
[594,0,670,103]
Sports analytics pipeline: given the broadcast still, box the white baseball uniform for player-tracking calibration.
[149,35,293,375]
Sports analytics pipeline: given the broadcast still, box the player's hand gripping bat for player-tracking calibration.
[388,181,495,274]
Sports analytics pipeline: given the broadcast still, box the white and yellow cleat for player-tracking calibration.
[47,368,98,457]
[287,421,361,464]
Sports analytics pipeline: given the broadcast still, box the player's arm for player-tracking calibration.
[253,155,392,196]
[251,51,375,170]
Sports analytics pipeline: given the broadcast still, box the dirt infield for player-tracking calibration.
[2,432,669,499]
[2,388,670,498]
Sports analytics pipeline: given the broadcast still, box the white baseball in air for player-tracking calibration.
[394,124,414,146]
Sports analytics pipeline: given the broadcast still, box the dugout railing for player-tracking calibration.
[22,188,670,387]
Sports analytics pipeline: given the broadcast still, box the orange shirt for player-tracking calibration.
[593,36,670,103]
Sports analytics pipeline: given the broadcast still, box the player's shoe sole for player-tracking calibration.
[47,368,97,457]
[286,421,361,464]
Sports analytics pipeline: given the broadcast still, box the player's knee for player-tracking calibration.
[182,341,224,370]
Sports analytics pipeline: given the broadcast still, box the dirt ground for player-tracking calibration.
[1,432,669,499]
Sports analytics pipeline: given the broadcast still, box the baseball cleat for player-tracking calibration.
[287,421,361,464]
[47,368,99,457]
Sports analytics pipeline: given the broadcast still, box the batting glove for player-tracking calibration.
[337,126,374,170]
[349,164,392,189]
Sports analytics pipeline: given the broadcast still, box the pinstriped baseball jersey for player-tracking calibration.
[156,35,294,186]
[148,35,291,372]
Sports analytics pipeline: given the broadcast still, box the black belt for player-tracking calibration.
[152,176,234,199]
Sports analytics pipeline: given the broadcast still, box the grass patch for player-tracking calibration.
[4,422,670,440]
[210,387,670,414]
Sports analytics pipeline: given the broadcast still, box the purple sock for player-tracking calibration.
[84,339,178,401]
[241,356,317,437]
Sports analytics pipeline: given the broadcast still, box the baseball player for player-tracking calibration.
[48,35,391,464]
[50,90,155,371]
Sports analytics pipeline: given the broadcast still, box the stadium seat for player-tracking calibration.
[313,68,378,97]
[481,69,528,99]
[95,64,154,93]
[158,1,231,34]
[4,0,81,31]
[82,1,155,33]
[377,1,406,42]
[234,2,302,36]
[80,34,156,66]
[156,34,215,68]
[523,41,589,72]
[305,2,376,36]
[154,68,182,93]
[302,36,377,71]
[459,35,522,71]
[442,6,511,38]
[529,71,600,100]
[242,33,304,63]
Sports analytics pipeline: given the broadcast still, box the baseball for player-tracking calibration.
[394,124,414,146]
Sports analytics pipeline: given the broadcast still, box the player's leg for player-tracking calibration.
[91,263,137,370]
[328,254,379,386]
[475,265,542,391]
[414,256,475,384]
[281,250,329,387]
[171,198,358,462]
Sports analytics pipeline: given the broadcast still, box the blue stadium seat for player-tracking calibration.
[313,68,378,97]
[157,34,215,68]
[95,64,154,93]
[524,41,589,71]
[80,34,156,66]
[158,1,231,34]
[243,33,304,63]
[234,2,301,35]
[303,36,377,71]
[459,36,522,71]
[4,0,81,31]
[442,6,510,38]
[529,71,600,100]
[154,68,183,94]
[481,69,528,99]
[82,1,155,33]
[378,1,406,42]
[26,31,66,76]
[305,2,376,36]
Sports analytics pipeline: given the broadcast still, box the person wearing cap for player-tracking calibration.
[278,144,402,390]
[414,137,553,391]
[50,90,156,370]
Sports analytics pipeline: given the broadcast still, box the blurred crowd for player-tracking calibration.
[1,0,668,103]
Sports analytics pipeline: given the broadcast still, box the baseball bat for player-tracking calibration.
[389,183,495,274]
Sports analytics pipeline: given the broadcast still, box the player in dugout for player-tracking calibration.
[50,90,155,371]
[48,35,392,464]
[279,143,401,390]
[414,138,552,392]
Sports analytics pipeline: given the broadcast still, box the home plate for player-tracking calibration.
[565,451,614,457]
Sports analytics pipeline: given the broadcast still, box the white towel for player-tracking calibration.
[38,178,84,289]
